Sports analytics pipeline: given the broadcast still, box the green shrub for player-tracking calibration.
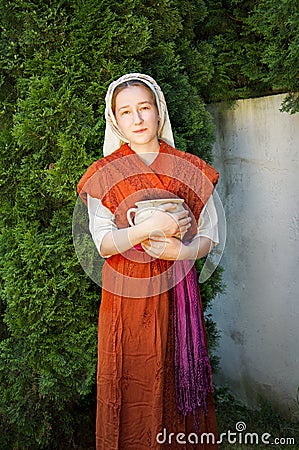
[0,0,220,447]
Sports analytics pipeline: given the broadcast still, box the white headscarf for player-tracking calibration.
[103,73,175,156]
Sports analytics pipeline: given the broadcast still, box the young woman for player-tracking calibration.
[78,73,219,449]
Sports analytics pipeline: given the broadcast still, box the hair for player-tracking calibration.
[111,80,157,115]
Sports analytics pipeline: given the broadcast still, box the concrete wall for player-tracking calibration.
[209,94,299,417]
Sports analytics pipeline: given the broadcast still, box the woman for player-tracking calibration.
[78,73,219,449]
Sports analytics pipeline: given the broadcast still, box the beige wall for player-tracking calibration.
[209,94,299,417]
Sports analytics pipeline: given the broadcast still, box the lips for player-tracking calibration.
[133,128,147,133]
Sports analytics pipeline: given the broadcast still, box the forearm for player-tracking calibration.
[182,236,215,260]
[99,205,191,258]
[100,223,152,257]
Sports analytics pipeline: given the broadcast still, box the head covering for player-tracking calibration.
[103,73,175,156]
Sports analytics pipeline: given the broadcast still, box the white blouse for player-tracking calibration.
[87,194,219,258]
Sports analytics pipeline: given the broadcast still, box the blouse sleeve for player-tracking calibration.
[194,195,219,246]
[87,194,219,257]
[87,194,118,258]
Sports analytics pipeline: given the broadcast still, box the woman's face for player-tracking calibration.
[114,85,160,152]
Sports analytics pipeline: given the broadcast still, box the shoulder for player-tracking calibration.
[161,141,219,186]
[77,145,127,203]
[183,151,219,186]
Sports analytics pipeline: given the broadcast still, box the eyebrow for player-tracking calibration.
[118,101,153,111]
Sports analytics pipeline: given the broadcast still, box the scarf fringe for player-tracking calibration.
[175,356,214,415]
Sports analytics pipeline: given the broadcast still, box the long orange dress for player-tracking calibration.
[78,141,219,450]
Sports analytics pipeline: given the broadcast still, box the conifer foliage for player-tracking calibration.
[0,1,218,447]
[196,0,299,112]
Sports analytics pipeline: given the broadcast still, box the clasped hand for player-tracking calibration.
[141,203,192,260]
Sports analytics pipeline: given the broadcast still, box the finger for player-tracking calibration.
[142,240,162,249]
[142,247,156,257]
[173,210,190,220]
[177,224,191,234]
[179,220,192,229]
[143,245,163,258]
[157,203,177,212]
[152,240,167,249]
[144,239,167,252]
[179,226,191,235]
[178,217,192,225]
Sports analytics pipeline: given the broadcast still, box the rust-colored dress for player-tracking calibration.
[78,141,219,449]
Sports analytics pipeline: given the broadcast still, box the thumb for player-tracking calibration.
[158,202,177,212]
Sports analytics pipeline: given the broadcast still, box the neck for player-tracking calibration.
[130,139,160,154]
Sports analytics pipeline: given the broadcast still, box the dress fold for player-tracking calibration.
[78,141,219,449]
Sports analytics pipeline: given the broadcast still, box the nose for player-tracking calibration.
[132,108,143,125]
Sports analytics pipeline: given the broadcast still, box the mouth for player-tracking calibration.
[133,128,147,134]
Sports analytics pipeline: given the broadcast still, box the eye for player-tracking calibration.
[141,105,150,110]
[121,110,130,116]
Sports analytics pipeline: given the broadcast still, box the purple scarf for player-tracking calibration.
[173,260,214,430]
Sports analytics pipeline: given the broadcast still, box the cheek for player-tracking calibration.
[147,111,159,125]
[116,116,130,132]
